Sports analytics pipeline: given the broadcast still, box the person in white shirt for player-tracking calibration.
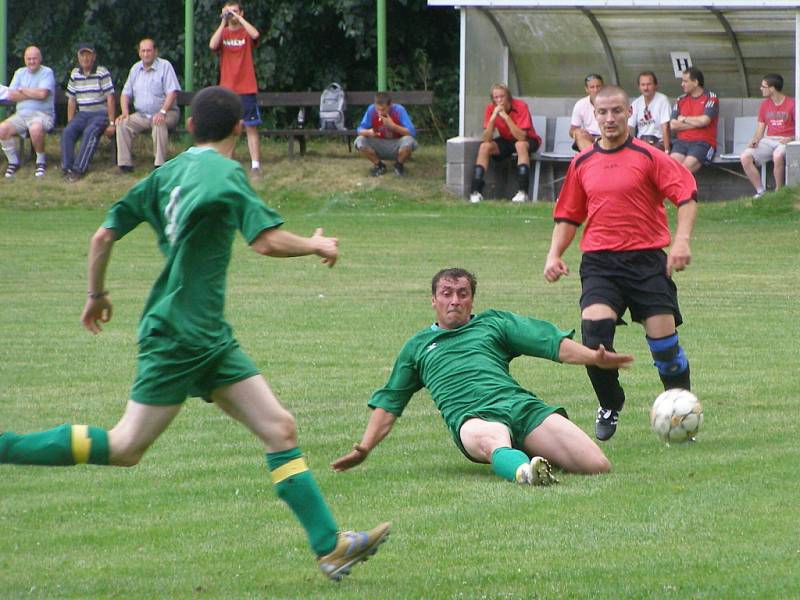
[628,71,671,153]
[570,74,604,151]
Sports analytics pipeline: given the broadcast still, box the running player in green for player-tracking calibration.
[0,86,388,581]
[332,268,633,484]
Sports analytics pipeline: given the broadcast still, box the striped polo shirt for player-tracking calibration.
[66,66,114,112]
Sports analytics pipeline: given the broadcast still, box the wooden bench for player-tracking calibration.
[177,90,434,157]
[4,89,433,163]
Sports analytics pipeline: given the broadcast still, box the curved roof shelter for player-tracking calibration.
[428,0,799,137]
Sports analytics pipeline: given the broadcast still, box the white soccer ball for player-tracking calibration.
[650,389,703,444]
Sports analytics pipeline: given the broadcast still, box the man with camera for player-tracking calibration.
[210,2,263,179]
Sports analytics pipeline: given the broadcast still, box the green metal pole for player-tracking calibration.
[185,0,194,92]
[184,0,194,126]
[377,0,386,91]
[0,0,7,118]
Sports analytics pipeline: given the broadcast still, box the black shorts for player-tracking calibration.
[579,250,683,326]
[671,139,714,163]
[491,137,540,161]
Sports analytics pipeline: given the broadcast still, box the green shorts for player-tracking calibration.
[453,394,568,462]
[130,334,260,406]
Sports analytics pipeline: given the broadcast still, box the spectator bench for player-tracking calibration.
[177,89,434,158]
[446,96,774,202]
[3,89,434,164]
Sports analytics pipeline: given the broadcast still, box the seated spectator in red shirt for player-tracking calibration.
[470,83,542,204]
[740,73,796,198]
[669,67,719,174]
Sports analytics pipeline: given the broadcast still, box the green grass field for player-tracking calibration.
[1,142,799,599]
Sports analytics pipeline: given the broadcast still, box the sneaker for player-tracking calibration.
[318,522,390,581]
[34,163,46,178]
[370,162,387,177]
[469,191,483,204]
[393,162,405,177]
[515,456,558,486]
[118,165,134,174]
[249,166,263,181]
[511,190,529,203]
[66,170,81,183]
[4,163,19,179]
[595,407,619,441]
[753,190,764,199]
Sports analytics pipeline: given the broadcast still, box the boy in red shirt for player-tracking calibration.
[469,83,542,204]
[210,2,263,178]
[740,73,796,197]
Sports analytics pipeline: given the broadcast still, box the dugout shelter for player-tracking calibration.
[429,0,800,200]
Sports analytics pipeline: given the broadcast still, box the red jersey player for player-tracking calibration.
[543,85,698,441]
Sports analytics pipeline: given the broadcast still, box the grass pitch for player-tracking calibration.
[1,142,799,599]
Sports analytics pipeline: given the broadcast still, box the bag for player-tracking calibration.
[319,83,347,130]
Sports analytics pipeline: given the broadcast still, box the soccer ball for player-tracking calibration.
[650,389,703,444]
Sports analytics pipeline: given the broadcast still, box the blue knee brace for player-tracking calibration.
[647,333,688,376]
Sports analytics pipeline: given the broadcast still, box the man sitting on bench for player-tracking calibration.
[469,83,542,204]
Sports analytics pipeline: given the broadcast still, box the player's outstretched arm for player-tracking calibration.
[558,338,633,370]
[331,408,397,472]
[81,227,117,334]
[251,227,338,267]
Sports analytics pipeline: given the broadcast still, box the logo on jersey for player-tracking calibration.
[426,343,437,353]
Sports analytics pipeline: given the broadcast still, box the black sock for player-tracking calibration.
[471,165,485,194]
[517,164,530,194]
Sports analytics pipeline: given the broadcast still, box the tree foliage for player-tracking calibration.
[4,0,459,133]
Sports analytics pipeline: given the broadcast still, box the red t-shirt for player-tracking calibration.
[554,137,697,253]
[483,98,542,146]
[673,90,719,148]
[758,96,795,137]
[218,27,258,94]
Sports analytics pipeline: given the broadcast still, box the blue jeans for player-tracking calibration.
[61,111,108,174]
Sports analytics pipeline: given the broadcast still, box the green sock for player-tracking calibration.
[0,424,109,466]
[267,447,338,556]
[490,447,530,482]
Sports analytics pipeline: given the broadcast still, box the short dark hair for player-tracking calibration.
[763,73,784,92]
[375,91,392,105]
[595,84,629,106]
[683,67,704,87]
[431,268,477,296]
[637,70,658,86]
[190,86,242,143]
[584,74,604,84]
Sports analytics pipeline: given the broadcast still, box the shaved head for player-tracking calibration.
[595,85,629,106]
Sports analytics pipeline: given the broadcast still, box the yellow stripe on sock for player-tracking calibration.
[270,457,308,484]
[71,425,91,464]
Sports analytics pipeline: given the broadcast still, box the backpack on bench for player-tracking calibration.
[319,83,347,131]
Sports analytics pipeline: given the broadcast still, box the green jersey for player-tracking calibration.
[368,310,574,432]
[102,147,283,347]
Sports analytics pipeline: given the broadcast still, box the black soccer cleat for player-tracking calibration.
[595,407,619,441]
[370,162,387,177]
